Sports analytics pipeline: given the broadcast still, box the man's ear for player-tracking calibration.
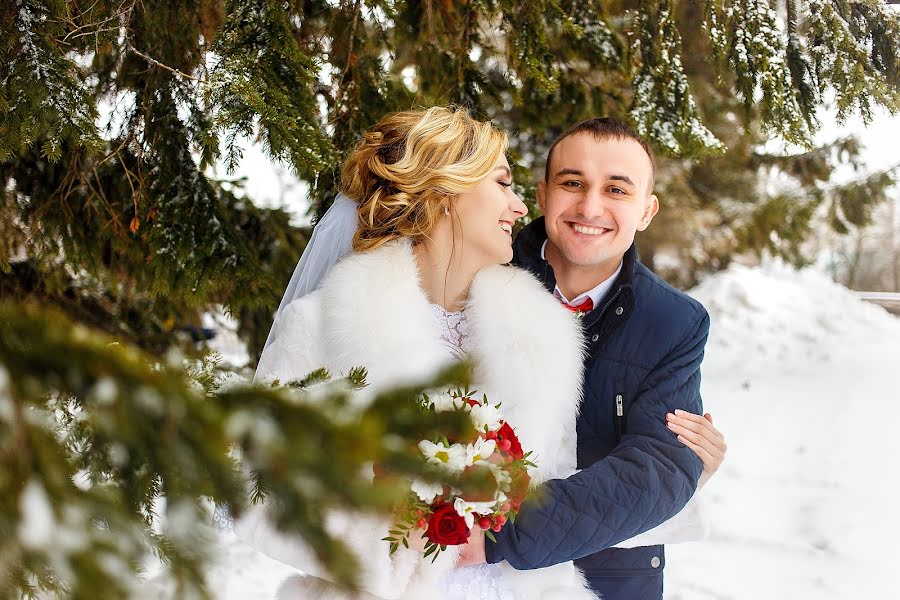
[637,194,660,231]
[536,179,547,213]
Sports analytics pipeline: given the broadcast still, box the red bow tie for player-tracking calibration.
[561,296,593,314]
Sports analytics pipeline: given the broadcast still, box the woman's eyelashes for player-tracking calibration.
[498,179,513,188]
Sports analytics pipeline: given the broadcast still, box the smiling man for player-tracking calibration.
[539,126,659,301]
[461,117,714,599]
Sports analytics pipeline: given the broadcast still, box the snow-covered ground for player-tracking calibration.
[666,264,900,600]
[196,264,900,600]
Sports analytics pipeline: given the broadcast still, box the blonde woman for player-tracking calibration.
[235,107,713,600]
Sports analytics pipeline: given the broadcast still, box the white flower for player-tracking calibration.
[427,390,463,412]
[410,479,444,504]
[469,402,502,432]
[493,468,512,490]
[453,497,497,529]
[418,440,468,473]
[465,437,496,466]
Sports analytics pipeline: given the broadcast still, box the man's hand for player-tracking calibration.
[455,527,487,567]
[666,409,727,489]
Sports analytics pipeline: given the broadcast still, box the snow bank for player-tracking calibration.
[690,263,900,372]
[667,264,900,600]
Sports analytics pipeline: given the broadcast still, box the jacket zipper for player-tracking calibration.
[614,393,624,441]
[590,287,627,443]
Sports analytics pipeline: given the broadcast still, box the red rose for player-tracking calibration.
[465,398,481,408]
[497,422,524,460]
[425,504,471,546]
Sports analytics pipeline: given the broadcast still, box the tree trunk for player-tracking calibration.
[845,232,865,290]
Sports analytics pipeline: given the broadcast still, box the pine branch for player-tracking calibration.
[628,0,724,156]
[0,300,477,595]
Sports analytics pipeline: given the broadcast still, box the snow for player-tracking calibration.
[211,134,311,226]
[203,307,252,369]
[18,480,55,550]
[666,263,900,599]
[188,262,899,599]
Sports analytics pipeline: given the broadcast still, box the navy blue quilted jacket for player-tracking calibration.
[485,219,709,599]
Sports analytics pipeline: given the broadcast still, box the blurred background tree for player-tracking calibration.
[2,0,899,596]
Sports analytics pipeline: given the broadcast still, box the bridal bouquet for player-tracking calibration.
[383,389,535,559]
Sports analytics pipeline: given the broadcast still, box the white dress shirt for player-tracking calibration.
[541,240,623,310]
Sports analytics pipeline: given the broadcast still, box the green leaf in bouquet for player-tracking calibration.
[485,530,497,543]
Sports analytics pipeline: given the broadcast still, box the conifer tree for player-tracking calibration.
[2,0,899,596]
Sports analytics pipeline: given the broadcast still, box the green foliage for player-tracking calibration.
[2,0,900,594]
[0,301,237,599]
[629,0,724,156]
[499,0,569,95]
[827,170,896,234]
[703,0,816,146]
[207,0,336,177]
[4,0,899,322]
[637,2,899,284]
[807,0,900,123]
[0,300,476,596]
[0,1,103,162]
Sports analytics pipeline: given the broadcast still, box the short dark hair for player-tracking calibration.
[543,117,656,193]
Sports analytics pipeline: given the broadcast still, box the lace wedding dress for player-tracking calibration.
[431,303,521,600]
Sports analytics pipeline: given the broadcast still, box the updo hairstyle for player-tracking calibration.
[341,106,508,253]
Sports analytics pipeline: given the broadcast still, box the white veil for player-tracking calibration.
[260,193,358,352]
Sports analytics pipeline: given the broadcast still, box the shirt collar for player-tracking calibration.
[540,240,624,309]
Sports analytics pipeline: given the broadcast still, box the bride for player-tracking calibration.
[235,106,715,600]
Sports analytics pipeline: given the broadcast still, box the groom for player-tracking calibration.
[459,117,711,598]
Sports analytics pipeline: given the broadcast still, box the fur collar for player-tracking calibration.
[317,239,585,482]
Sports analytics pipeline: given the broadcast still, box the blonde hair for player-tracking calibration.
[341,106,509,252]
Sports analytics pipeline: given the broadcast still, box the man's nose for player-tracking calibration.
[575,189,607,219]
